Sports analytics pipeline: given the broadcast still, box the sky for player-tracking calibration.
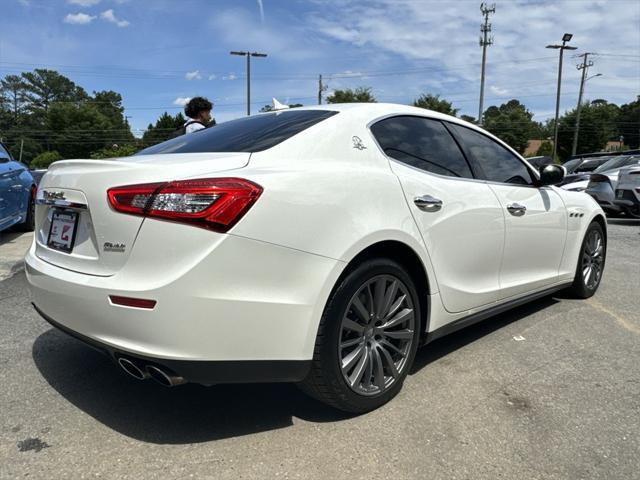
[1,0,639,136]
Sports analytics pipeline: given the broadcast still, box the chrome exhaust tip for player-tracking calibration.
[146,365,186,387]
[117,357,149,380]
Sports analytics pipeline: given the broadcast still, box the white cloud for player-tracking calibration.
[222,73,238,81]
[100,9,130,27]
[490,85,510,96]
[68,0,101,6]
[63,12,96,25]
[173,97,191,106]
[208,74,217,80]
[18,0,31,6]
[257,0,265,24]
[305,0,640,117]
[185,70,202,81]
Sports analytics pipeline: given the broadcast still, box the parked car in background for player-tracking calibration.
[27,104,607,413]
[558,156,613,190]
[614,166,640,218]
[29,169,47,186]
[0,142,36,233]
[561,158,585,174]
[526,156,553,169]
[585,156,640,215]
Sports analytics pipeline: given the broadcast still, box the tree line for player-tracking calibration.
[1,70,638,169]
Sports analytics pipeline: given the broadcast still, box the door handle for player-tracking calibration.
[414,195,442,212]
[507,203,526,216]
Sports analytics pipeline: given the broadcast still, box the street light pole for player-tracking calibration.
[230,51,268,116]
[546,33,577,160]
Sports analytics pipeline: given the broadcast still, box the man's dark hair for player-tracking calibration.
[185,97,213,118]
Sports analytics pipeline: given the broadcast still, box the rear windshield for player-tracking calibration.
[594,156,638,172]
[137,110,338,155]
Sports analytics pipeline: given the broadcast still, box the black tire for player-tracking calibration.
[16,186,36,232]
[299,258,422,413]
[566,221,606,298]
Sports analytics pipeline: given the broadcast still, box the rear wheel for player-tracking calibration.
[16,186,36,232]
[567,221,606,298]
[300,258,421,413]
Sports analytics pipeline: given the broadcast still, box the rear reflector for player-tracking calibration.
[107,178,262,232]
[109,295,157,309]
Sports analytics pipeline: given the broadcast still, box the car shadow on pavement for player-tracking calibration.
[32,296,559,445]
[32,329,354,444]
[0,231,25,246]
[410,296,559,374]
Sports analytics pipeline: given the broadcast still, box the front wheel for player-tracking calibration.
[300,258,421,413]
[566,221,606,298]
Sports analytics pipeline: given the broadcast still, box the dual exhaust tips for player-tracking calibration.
[117,357,185,387]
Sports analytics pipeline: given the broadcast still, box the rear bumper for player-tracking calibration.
[614,190,640,208]
[26,229,344,380]
[33,303,311,384]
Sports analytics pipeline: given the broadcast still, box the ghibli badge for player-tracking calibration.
[103,242,126,253]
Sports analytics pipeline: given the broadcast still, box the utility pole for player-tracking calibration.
[318,74,324,105]
[572,53,600,156]
[546,33,577,160]
[230,51,268,116]
[477,2,495,126]
[19,138,24,162]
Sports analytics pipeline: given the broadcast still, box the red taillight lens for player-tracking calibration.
[107,178,262,232]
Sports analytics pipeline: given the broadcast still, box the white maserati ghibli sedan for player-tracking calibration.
[26,104,606,413]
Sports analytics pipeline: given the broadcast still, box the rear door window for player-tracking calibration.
[447,123,534,185]
[137,110,338,155]
[370,116,474,179]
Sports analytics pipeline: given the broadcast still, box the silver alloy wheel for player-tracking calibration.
[339,274,415,396]
[582,229,604,289]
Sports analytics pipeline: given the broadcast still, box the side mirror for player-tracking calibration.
[538,164,565,186]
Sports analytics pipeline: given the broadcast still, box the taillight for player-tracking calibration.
[107,178,262,232]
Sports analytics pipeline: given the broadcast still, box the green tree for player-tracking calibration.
[413,94,458,116]
[483,99,536,154]
[460,114,476,123]
[31,150,62,169]
[90,144,138,159]
[556,99,620,159]
[21,69,87,116]
[46,103,112,158]
[142,112,186,146]
[0,75,27,125]
[535,141,553,157]
[327,87,376,103]
[617,96,640,149]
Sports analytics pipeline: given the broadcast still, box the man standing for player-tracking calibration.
[184,97,214,133]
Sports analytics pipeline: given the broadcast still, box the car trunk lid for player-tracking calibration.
[34,152,250,276]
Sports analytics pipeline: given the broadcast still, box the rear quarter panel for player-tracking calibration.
[230,112,438,294]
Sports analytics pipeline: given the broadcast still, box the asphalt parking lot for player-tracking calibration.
[1,220,639,480]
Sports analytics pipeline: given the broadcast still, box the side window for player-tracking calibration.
[371,116,474,179]
[448,123,533,185]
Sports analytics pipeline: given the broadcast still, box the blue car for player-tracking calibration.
[0,142,36,233]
